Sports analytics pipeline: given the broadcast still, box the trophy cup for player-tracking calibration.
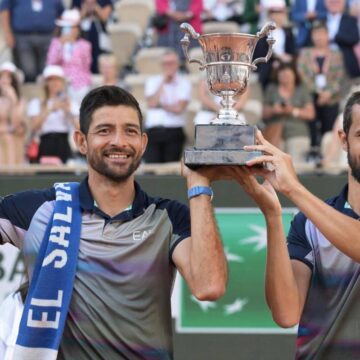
[180,22,276,166]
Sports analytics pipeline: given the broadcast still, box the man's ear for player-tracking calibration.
[73,130,87,155]
[338,129,348,152]
[141,132,148,157]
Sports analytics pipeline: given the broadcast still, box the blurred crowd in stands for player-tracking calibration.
[0,0,359,170]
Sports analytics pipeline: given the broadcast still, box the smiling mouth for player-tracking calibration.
[106,154,130,159]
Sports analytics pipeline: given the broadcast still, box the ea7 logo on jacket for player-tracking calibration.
[133,230,153,242]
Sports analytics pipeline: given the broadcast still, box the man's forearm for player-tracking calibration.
[188,195,227,300]
[0,10,12,36]
[265,215,302,327]
[286,183,360,262]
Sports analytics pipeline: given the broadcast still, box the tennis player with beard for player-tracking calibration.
[0,86,232,360]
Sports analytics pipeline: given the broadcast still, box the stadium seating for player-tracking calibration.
[202,21,241,34]
[114,0,155,35]
[107,22,143,69]
[21,82,43,101]
[186,47,204,74]
[134,47,170,74]
[123,73,150,103]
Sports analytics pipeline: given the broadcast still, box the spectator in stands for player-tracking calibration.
[325,0,360,79]
[0,0,63,82]
[262,62,315,165]
[97,54,121,87]
[349,0,360,30]
[155,0,203,62]
[349,0,360,67]
[321,111,347,168]
[194,77,249,125]
[321,83,360,168]
[255,3,296,90]
[27,65,79,165]
[240,0,260,34]
[202,0,243,23]
[47,8,92,108]
[0,62,26,165]
[291,0,327,48]
[257,0,291,29]
[297,21,345,159]
[144,50,191,163]
[72,0,113,74]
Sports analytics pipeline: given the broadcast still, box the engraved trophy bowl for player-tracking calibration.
[180,22,276,166]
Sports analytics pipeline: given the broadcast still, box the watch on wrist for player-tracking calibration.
[187,186,213,201]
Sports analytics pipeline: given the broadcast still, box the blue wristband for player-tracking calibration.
[188,186,213,201]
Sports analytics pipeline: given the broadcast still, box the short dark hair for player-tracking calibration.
[79,86,143,135]
[276,61,301,86]
[343,91,360,137]
[311,20,328,32]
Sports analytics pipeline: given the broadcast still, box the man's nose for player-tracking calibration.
[109,129,127,146]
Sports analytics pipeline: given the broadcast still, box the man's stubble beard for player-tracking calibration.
[87,151,142,183]
[347,143,360,183]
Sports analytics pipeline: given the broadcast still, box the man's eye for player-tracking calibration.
[98,129,110,135]
[127,128,138,135]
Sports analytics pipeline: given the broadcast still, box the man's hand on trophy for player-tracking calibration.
[243,130,301,197]
[181,161,239,188]
[231,166,282,217]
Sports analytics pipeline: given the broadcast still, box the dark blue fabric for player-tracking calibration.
[0,188,55,244]
[0,0,63,33]
[316,56,325,73]
[287,212,313,270]
[334,14,360,78]
[291,0,327,48]
[287,185,358,270]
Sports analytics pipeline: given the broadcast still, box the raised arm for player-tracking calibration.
[232,167,311,327]
[0,8,15,48]
[245,131,360,263]
[172,166,231,301]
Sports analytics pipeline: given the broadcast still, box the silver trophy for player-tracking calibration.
[180,22,276,166]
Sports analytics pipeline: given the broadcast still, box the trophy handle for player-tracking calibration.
[251,22,276,68]
[180,23,205,69]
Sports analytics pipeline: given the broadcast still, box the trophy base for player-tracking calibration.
[184,123,261,167]
[184,149,262,167]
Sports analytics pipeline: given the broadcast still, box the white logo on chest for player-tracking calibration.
[133,230,153,241]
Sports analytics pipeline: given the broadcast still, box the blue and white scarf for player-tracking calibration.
[14,182,81,360]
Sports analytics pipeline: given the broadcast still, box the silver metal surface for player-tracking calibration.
[180,22,276,125]
[184,149,263,166]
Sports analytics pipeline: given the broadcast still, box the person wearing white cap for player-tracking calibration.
[257,0,287,28]
[46,8,92,107]
[27,65,79,164]
[0,61,26,165]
